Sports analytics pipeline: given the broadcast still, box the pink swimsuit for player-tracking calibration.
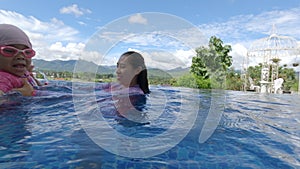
[0,71,36,93]
[95,83,144,95]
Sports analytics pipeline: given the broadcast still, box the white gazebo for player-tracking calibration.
[244,25,300,93]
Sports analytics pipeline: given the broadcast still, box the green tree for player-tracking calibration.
[246,64,262,85]
[225,67,243,90]
[279,66,297,91]
[175,73,198,88]
[191,36,232,89]
[246,64,298,91]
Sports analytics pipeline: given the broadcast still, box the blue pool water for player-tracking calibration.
[0,81,299,169]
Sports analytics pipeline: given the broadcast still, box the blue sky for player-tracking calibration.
[1,0,300,70]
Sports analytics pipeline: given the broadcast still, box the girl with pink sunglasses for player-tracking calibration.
[0,24,37,96]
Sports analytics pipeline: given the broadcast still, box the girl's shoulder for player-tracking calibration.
[0,71,16,77]
[0,71,22,80]
[110,83,144,95]
[0,71,23,93]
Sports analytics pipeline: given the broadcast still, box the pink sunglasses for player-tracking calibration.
[0,46,36,58]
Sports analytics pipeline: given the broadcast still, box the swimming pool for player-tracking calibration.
[0,81,299,169]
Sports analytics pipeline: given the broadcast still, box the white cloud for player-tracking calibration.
[199,7,300,43]
[0,10,79,43]
[0,9,82,62]
[83,30,202,69]
[2,6,300,70]
[37,42,85,61]
[83,13,207,68]
[60,4,91,17]
[78,21,87,26]
[126,48,195,70]
[173,49,196,67]
[198,7,300,69]
[79,51,104,65]
[229,43,249,69]
[245,8,300,37]
[141,50,183,70]
[97,47,195,70]
[123,33,159,46]
[128,13,148,25]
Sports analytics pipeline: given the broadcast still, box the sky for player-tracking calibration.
[1,0,300,70]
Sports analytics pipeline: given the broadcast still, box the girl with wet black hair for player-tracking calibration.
[116,51,150,94]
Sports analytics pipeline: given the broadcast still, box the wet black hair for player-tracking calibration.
[120,51,150,94]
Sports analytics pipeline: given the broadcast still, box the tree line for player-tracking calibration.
[36,36,298,91]
[175,36,298,91]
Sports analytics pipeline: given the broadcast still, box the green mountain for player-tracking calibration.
[32,59,115,74]
[32,59,189,77]
[148,68,173,79]
[167,67,190,77]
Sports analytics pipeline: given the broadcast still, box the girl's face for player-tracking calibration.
[116,56,141,87]
[0,44,32,77]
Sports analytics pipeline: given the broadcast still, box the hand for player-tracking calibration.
[113,95,147,123]
[12,78,34,96]
[113,95,133,116]
[0,90,4,96]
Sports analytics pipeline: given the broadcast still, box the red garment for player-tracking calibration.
[0,70,36,93]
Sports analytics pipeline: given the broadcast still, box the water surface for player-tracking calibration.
[0,81,299,168]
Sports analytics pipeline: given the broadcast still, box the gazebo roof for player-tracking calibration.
[247,25,299,60]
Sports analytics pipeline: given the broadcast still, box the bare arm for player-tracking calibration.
[33,77,43,86]
[12,78,35,96]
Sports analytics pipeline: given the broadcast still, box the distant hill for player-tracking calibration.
[148,68,173,79]
[32,59,115,74]
[167,67,190,77]
[32,59,190,77]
